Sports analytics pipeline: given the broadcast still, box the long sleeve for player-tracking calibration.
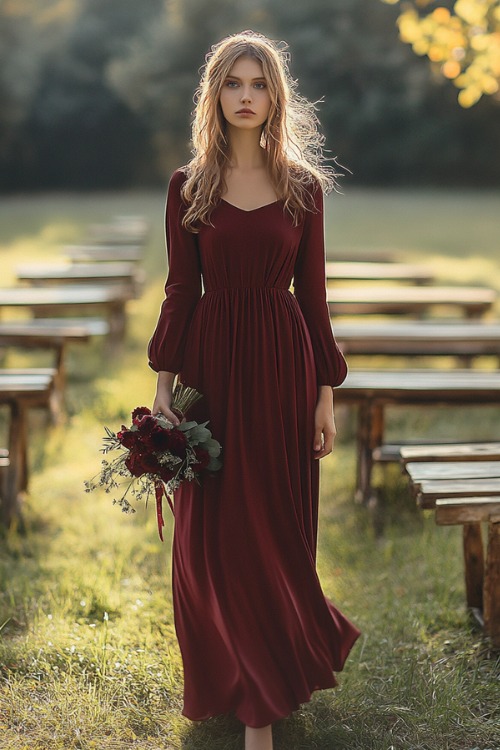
[293,179,348,387]
[147,169,202,373]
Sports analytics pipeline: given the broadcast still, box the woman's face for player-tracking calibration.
[219,55,271,133]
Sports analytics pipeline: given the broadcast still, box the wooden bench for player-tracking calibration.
[402,452,500,645]
[0,285,131,342]
[436,497,500,646]
[325,262,434,285]
[328,248,397,263]
[83,218,148,246]
[0,369,56,527]
[327,286,496,319]
[334,321,500,364]
[0,448,9,487]
[400,442,500,463]
[0,318,109,413]
[64,245,142,264]
[335,369,500,503]
[406,468,500,509]
[16,262,145,298]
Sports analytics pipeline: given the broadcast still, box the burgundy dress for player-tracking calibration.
[147,167,361,728]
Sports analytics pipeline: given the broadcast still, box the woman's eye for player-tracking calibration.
[225,80,267,89]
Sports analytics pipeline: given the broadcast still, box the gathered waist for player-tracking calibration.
[203,286,291,293]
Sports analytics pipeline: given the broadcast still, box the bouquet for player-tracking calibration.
[84,383,222,541]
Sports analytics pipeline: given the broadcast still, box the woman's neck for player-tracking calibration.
[226,129,267,171]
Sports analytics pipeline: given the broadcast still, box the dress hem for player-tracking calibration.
[181,624,361,729]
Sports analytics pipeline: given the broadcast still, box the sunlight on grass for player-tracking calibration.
[1,190,499,749]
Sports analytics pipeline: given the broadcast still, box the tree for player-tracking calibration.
[381,0,500,107]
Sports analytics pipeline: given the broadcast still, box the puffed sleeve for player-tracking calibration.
[147,168,202,373]
[293,178,348,387]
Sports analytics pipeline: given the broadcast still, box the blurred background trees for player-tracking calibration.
[1,0,499,190]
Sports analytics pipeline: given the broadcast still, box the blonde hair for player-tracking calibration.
[180,29,346,233]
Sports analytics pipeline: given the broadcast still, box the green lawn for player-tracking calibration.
[0,188,499,750]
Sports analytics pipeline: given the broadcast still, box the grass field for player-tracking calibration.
[0,187,499,750]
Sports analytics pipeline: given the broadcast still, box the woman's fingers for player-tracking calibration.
[151,397,181,426]
[313,427,336,459]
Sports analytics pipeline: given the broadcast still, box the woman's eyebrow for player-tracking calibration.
[225,75,266,81]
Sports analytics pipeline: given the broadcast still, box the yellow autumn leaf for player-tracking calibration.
[442,60,462,78]
[413,39,431,55]
[432,7,451,23]
[470,33,490,51]
[455,0,488,27]
[398,10,422,43]
[429,44,447,61]
[458,84,483,106]
[480,74,500,93]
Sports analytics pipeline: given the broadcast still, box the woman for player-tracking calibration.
[148,29,361,750]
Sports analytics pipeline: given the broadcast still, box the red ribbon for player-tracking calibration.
[154,479,175,542]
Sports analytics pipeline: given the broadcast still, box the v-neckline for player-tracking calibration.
[220,198,280,213]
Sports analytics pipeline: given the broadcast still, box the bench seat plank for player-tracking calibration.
[64,245,142,263]
[0,284,131,305]
[84,220,148,245]
[329,248,396,263]
[406,461,500,482]
[16,261,143,283]
[327,286,496,318]
[400,442,500,463]
[334,321,500,356]
[435,497,500,524]
[325,262,434,284]
[417,478,500,508]
[338,369,500,402]
[0,368,56,398]
[0,317,109,342]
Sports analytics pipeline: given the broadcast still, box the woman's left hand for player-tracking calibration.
[313,389,337,459]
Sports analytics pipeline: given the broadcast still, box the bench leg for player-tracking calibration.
[0,402,27,528]
[108,302,127,343]
[463,523,484,610]
[355,404,371,504]
[483,515,500,647]
[355,402,384,505]
[50,344,66,424]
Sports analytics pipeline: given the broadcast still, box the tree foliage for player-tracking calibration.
[382,0,500,107]
[1,0,499,188]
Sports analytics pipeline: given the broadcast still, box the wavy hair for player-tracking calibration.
[179,29,346,233]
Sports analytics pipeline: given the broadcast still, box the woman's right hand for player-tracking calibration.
[152,371,181,426]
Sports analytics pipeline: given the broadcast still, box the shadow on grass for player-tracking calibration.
[178,703,355,750]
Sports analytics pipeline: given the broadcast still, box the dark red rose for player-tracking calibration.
[139,452,161,474]
[165,429,188,457]
[117,428,138,449]
[135,416,162,451]
[143,425,188,456]
[135,415,157,436]
[132,406,151,424]
[149,426,172,452]
[125,449,146,477]
[191,447,210,472]
[125,449,161,477]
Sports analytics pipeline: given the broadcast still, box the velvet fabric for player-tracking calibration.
[147,168,361,728]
